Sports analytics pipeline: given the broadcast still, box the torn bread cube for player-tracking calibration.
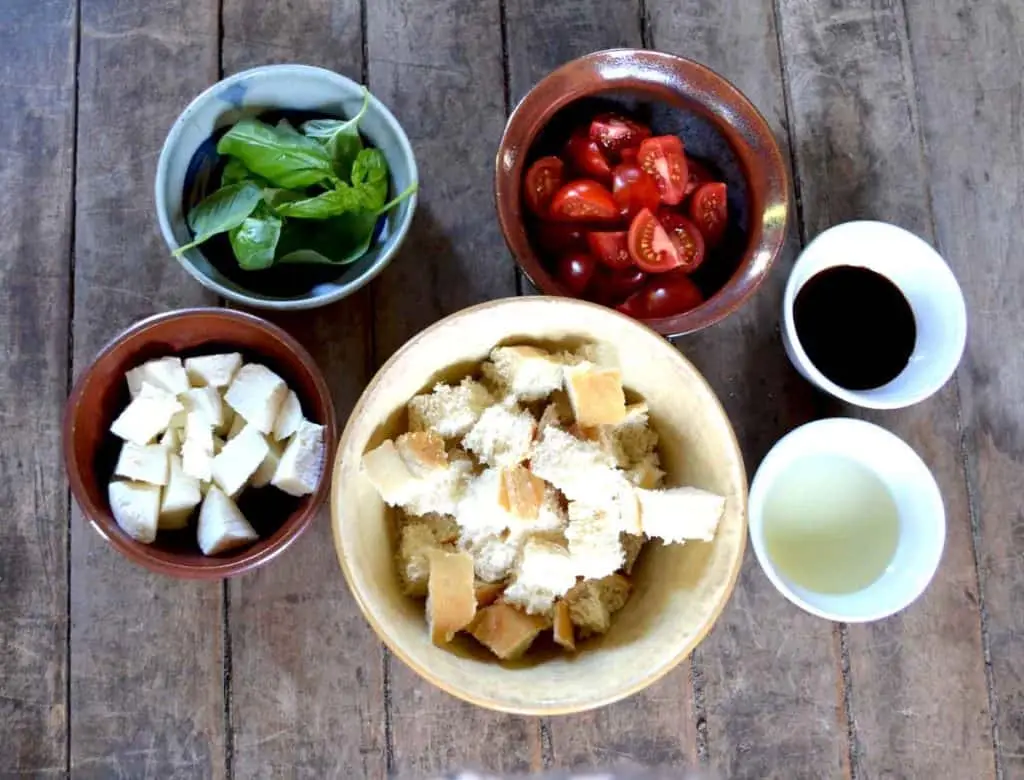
[564,363,626,427]
[528,426,617,504]
[565,573,632,637]
[469,603,550,660]
[363,440,420,506]
[181,386,225,429]
[426,549,477,645]
[625,452,665,490]
[637,486,726,543]
[197,486,259,555]
[159,454,202,530]
[475,581,506,607]
[224,363,288,435]
[250,438,282,489]
[363,441,470,515]
[181,411,215,482]
[461,532,521,583]
[462,403,536,467]
[503,538,577,615]
[498,465,547,520]
[407,512,461,544]
[408,378,493,439]
[481,345,565,402]
[455,467,515,541]
[613,403,658,465]
[126,357,189,397]
[213,424,270,497]
[184,352,242,389]
[621,533,645,574]
[553,601,576,651]
[397,521,455,596]
[566,501,626,579]
[109,382,184,446]
[114,442,170,486]
[271,420,325,497]
[396,431,448,478]
[272,389,303,441]
[108,480,161,543]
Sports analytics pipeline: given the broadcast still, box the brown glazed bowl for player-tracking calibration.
[495,49,790,337]
[63,308,338,579]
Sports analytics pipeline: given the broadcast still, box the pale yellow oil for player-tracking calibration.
[763,455,900,594]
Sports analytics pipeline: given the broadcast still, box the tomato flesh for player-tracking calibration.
[626,208,684,273]
[657,210,706,272]
[555,252,597,296]
[611,162,661,221]
[523,156,565,216]
[637,136,688,206]
[564,129,613,183]
[589,114,652,156]
[549,179,619,222]
[689,182,727,246]
[586,231,634,270]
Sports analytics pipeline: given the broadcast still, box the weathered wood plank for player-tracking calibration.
[646,2,849,778]
[69,1,225,777]
[775,1,995,777]
[218,3,389,777]
[902,0,1024,775]
[366,0,540,774]
[0,0,75,774]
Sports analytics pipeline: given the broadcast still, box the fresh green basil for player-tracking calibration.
[374,181,418,216]
[216,118,338,189]
[272,184,364,220]
[173,181,263,256]
[277,210,379,265]
[302,88,369,181]
[350,148,389,211]
[229,209,282,270]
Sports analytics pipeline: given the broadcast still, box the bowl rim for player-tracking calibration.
[154,63,419,311]
[330,295,748,714]
[494,48,790,337]
[63,306,338,579]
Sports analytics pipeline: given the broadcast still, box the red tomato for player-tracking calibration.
[586,231,633,270]
[637,136,689,206]
[615,294,646,318]
[589,114,652,156]
[533,223,586,256]
[689,182,728,246]
[621,275,704,318]
[626,208,684,273]
[564,128,613,182]
[588,266,647,305]
[657,210,706,272]
[555,252,597,296]
[611,162,661,221]
[549,179,619,221]
[620,148,638,164]
[684,156,715,199]
[523,156,565,216]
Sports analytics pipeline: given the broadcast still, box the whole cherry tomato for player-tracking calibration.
[555,252,598,296]
[611,162,661,221]
[588,266,647,306]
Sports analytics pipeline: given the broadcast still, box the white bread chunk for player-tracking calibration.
[126,357,189,397]
[250,438,282,488]
[159,454,202,530]
[181,410,215,481]
[564,362,626,427]
[213,424,270,497]
[395,431,448,478]
[637,487,726,543]
[224,363,288,435]
[565,573,632,637]
[362,440,420,506]
[397,521,455,596]
[625,452,665,490]
[181,386,226,429]
[226,412,247,440]
[469,603,550,660]
[401,450,474,517]
[455,467,513,542]
[114,442,169,486]
[271,420,325,497]
[461,533,521,583]
[613,403,658,465]
[462,404,535,467]
[197,486,258,555]
[184,352,242,388]
[481,345,565,402]
[529,426,617,503]
[109,382,183,446]
[503,538,577,615]
[408,378,493,438]
[108,480,161,543]
[565,501,626,579]
[498,465,547,520]
[271,389,303,441]
[425,549,477,645]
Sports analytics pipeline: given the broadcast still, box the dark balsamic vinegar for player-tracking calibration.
[793,265,916,391]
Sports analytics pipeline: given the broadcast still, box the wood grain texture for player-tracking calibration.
[366,0,540,774]
[646,2,849,778]
[775,1,995,777]
[902,0,1024,775]
[70,1,225,777]
[0,0,75,774]
[219,1,388,775]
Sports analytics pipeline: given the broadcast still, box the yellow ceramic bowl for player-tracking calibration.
[331,297,747,714]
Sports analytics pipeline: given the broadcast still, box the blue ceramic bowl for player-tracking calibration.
[155,64,418,310]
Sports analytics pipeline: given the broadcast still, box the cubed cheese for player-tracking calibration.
[181,386,225,428]
[130,357,190,396]
[109,382,184,446]
[197,486,259,555]
[159,453,202,530]
[184,352,242,388]
[271,389,303,441]
[212,424,269,497]
[271,420,325,496]
[114,442,169,486]
[159,426,180,451]
[226,412,246,440]
[108,480,161,543]
[250,438,282,488]
[181,411,215,481]
[224,363,288,434]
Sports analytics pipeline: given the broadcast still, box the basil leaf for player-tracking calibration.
[221,157,272,188]
[276,210,379,265]
[262,188,305,210]
[216,118,337,189]
[302,88,369,181]
[174,181,263,255]
[374,181,418,216]
[273,184,364,219]
[229,210,282,270]
[350,148,389,211]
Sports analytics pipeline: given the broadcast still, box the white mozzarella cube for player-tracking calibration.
[250,438,282,488]
[181,411,215,481]
[224,364,287,435]
[271,420,325,497]
[226,413,246,440]
[159,426,180,450]
[272,390,303,441]
[197,486,259,555]
[108,480,161,543]
[212,424,270,497]
[184,352,243,389]
[109,382,183,446]
[134,357,190,396]
[181,386,225,428]
[114,442,169,486]
[159,454,202,530]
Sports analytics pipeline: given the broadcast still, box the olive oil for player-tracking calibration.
[763,454,900,594]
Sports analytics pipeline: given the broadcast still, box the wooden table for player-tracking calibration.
[4,0,1020,777]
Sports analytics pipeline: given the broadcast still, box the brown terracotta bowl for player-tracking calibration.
[63,308,338,579]
[495,48,790,337]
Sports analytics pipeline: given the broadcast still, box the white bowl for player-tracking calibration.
[782,221,966,409]
[155,64,418,310]
[748,418,945,622]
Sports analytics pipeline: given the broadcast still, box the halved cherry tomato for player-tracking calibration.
[620,275,704,318]
[611,162,661,221]
[564,128,613,182]
[549,179,619,221]
[533,223,586,256]
[588,266,647,305]
[589,114,652,156]
[657,210,706,272]
[586,231,633,270]
[689,181,728,246]
[684,156,715,199]
[620,148,638,164]
[523,156,565,216]
[626,208,684,273]
[637,136,688,206]
[555,252,597,296]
